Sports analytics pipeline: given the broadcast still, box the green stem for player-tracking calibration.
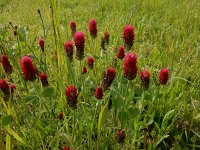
[72,110,76,145]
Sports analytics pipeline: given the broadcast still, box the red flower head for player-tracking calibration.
[140,70,150,90]
[122,25,135,49]
[123,53,137,80]
[104,31,110,44]
[9,84,16,94]
[58,112,63,120]
[64,41,74,61]
[73,32,85,60]
[70,21,76,36]
[89,19,97,38]
[1,54,13,75]
[116,129,126,144]
[0,79,9,95]
[38,38,44,52]
[21,56,37,82]
[103,68,116,89]
[82,67,87,75]
[87,57,94,69]
[63,146,70,150]
[65,85,78,109]
[117,46,125,59]
[0,79,10,100]
[40,73,49,87]
[159,68,169,85]
[95,86,104,99]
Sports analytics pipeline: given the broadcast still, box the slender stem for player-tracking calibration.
[72,110,76,144]
[16,35,21,60]
[38,11,47,72]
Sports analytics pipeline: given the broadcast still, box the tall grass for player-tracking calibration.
[0,0,200,149]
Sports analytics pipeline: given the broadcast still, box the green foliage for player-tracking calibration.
[0,0,200,149]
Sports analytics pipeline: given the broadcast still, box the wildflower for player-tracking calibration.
[95,86,104,99]
[140,70,150,90]
[74,32,85,60]
[82,67,87,75]
[58,112,63,120]
[104,31,109,44]
[40,73,49,87]
[103,68,116,89]
[116,129,126,144]
[9,84,16,94]
[1,54,13,75]
[89,19,97,38]
[122,25,135,49]
[70,21,76,37]
[38,38,44,52]
[21,56,37,81]
[63,146,70,150]
[87,57,94,69]
[117,46,125,59]
[65,85,78,108]
[64,41,74,61]
[123,53,137,80]
[0,79,10,95]
[0,79,10,100]
[159,68,169,85]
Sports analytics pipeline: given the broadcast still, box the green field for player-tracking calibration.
[0,0,200,149]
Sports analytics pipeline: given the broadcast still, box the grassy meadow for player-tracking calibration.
[0,0,200,149]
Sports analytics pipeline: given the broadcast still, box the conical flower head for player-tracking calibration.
[63,146,70,150]
[89,19,97,38]
[82,67,87,75]
[123,53,137,80]
[140,70,150,90]
[116,129,126,144]
[0,79,10,100]
[87,57,94,69]
[74,32,85,60]
[0,79,10,95]
[38,38,44,52]
[123,25,135,49]
[95,86,104,100]
[9,84,16,94]
[117,46,125,59]
[21,56,37,81]
[159,68,169,85]
[58,112,63,120]
[104,31,109,44]
[40,73,49,87]
[103,68,116,89]
[1,54,13,75]
[65,85,78,109]
[64,41,74,61]
[70,21,76,37]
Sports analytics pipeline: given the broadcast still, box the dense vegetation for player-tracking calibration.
[0,0,200,149]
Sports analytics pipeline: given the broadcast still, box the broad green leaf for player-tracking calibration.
[120,76,129,86]
[161,110,175,130]
[112,97,124,109]
[25,95,39,104]
[156,134,169,147]
[2,115,13,126]
[42,86,55,97]
[119,110,130,122]
[128,107,140,118]
[97,101,109,148]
